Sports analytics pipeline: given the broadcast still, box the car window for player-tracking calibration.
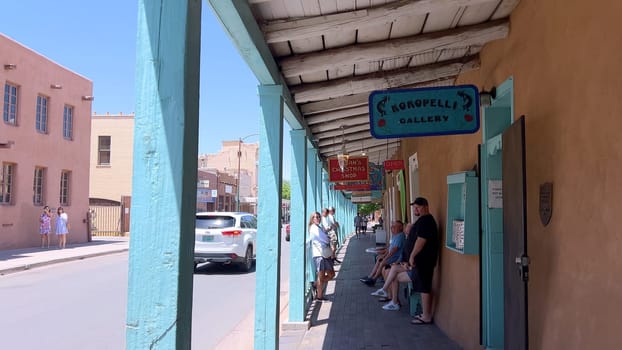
[240,217,249,228]
[196,215,236,229]
[246,215,257,229]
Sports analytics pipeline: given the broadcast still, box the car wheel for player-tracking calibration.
[240,246,253,272]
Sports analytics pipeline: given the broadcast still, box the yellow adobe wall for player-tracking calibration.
[400,0,622,348]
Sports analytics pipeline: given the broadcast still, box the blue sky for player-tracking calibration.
[0,0,292,159]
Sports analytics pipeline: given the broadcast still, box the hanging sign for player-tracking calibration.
[333,183,371,191]
[369,84,480,138]
[383,159,404,171]
[328,156,369,182]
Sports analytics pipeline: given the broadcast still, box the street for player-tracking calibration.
[0,234,290,350]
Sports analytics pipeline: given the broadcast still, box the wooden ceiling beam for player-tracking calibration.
[322,142,400,159]
[321,137,399,155]
[300,93,370,115]
[261,0,498,44]
[309,114,369,133]
[305,105,369,125]
[313,123,371,141]
[291,55,479,103]
[279,19,507,78]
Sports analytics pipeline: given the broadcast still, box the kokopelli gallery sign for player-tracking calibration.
[369,85,480,138]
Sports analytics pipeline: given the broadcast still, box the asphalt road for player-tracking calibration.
[0,232,291,350]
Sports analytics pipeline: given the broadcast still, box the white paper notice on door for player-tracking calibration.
[488,180,503,208]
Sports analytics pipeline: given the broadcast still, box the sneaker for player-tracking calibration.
[359,277,371,283]
[382,301,400,311]
[371,288,388,298]
[363,278,376,286]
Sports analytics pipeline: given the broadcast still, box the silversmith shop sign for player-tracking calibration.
[369,85,480,138]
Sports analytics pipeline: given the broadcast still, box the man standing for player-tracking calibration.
[327,206,341,263]
[354,212,363,239]
[381,197,439,324]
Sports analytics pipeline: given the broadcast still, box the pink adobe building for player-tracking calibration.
[0,34,92,249]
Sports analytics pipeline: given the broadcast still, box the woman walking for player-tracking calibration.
[309,211,335,301]
[39,206,52,248]
[55,207,69,249]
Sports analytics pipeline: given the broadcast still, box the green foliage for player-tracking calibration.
[358,203,381,216]
[282,180,291,200]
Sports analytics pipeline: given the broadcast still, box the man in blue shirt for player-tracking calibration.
[360,220,405,286]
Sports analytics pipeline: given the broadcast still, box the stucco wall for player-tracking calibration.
[89,114,134,202]
[0,34,92,249]
[398,0,622,348]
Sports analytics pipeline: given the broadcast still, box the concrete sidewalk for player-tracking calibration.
[0,236,129,275]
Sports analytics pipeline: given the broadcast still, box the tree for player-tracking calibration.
[282,180,291,200]
[358,202,381,216]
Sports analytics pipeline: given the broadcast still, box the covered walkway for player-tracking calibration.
[281,232,461,349]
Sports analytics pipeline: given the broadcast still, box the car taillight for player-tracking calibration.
[222,230,242,236]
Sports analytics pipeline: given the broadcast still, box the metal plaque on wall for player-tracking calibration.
[539,182,553,226]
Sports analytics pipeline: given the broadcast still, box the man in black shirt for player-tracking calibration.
[380,197,439,324]
[407,197,438,323]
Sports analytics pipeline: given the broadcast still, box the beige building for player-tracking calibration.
[0,34,92,249]
[89,113,134,203]
[198,140,258,212]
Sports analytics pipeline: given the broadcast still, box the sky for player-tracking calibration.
[1,0,291,164]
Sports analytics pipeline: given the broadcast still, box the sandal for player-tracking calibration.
[411,316,433,325]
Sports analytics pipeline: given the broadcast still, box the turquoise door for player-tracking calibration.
[480,78,514,349]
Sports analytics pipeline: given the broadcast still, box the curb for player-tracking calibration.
[0,248,129,276]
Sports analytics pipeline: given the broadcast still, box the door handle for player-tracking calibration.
[515,254,530,282]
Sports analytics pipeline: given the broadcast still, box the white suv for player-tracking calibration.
[194,212,257,272]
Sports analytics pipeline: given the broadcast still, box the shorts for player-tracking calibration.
[407,266,434,293]
[313,256,334,273]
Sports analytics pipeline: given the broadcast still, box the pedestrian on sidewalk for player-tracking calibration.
[354,212,363,239]
[55,207,70,249]
[39,206,52,248]
[309,211,334,301]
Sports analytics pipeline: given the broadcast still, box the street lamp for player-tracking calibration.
[236,133,259,211]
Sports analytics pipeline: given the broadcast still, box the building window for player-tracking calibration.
[59,170,71,206]
[33,167,46,205]
[1,163,15,204]
[63,105,73,140]
[98,136,111,165]
[3,83,18,125]
[36,95,49,133]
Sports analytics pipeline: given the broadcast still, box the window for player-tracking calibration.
[59,170,71,206]
[63,105,73,139]
[3,83,18,125]
[36,95,49,133]
[33,167,46,205]
[98,136,111,165]
[1,163,15,204]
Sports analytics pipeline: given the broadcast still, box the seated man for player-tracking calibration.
[370,222,414,301]
[360,220,405,286]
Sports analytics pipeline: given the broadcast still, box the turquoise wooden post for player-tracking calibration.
[316,159,324,209]
[126,1,201,349]
[287,129,307,324]
[306,148,318,213]
[306,147,318,284]
[255,84,284,350]
[321,171,330,209]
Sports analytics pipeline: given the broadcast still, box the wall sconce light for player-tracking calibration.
[82,95,95,101]
[480,86,496,108]
[3,64,17,70]
[50,84,63,89]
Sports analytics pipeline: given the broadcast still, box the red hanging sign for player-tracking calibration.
[383,159,404,171]
[328,156,369,182]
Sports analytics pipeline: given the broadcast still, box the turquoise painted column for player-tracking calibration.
[316,160,324,209]
[288,129,307,323]
[126,1,201,349]
[306,147,318,284]
[255,84,284,350]
[306,148,317,213]
[321,171,330,209]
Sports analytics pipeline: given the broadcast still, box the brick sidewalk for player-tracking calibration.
[280,231,462,350]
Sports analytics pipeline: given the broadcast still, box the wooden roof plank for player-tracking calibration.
[278,19,508,77]
[261,0,499,43]
[291,55,480,103]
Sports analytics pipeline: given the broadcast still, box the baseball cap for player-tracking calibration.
[410,197,428,206]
